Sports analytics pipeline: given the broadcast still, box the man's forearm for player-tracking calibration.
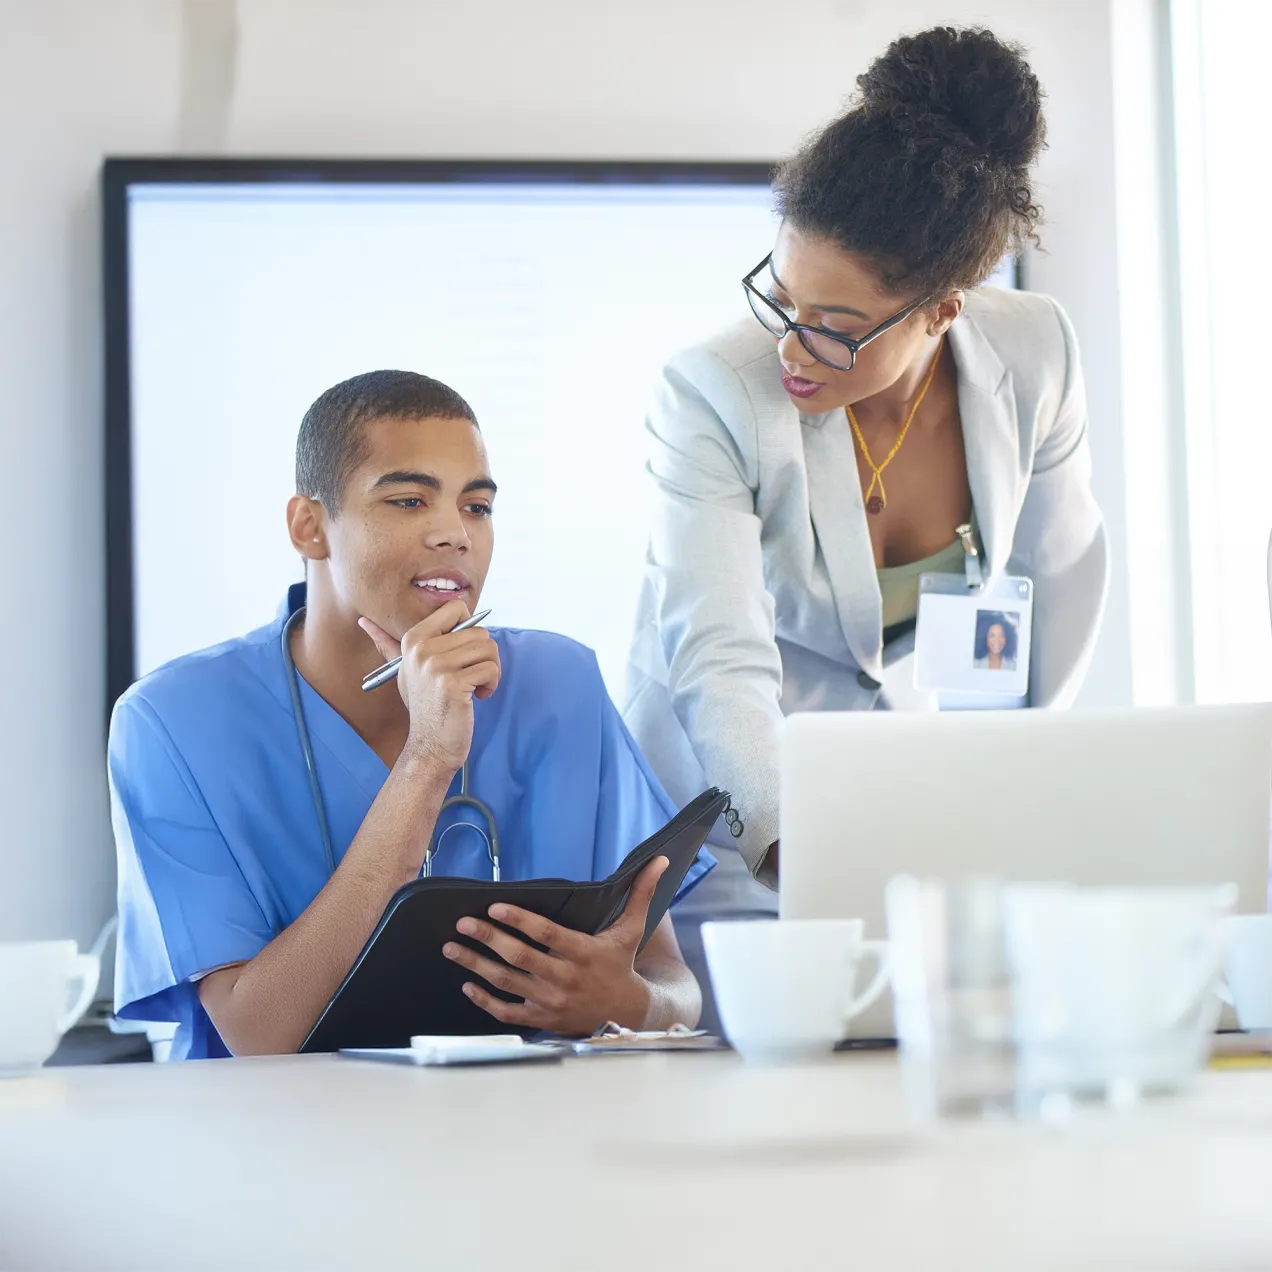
[200,751,454,1055]
[634,955,702,1031]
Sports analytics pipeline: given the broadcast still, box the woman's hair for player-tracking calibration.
[773,26,1045,298]
[974,610,1019,661]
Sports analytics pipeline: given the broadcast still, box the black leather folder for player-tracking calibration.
[299,787,730,1052]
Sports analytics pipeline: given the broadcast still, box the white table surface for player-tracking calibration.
[2,1049,1271,1271]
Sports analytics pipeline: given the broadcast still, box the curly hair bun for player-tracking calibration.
[772,25,1046,295]
[857,26,1044,173]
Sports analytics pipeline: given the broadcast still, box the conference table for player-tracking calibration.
[2,1049,1271,1270]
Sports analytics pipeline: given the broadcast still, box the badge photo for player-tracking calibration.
[914,573,1033,706]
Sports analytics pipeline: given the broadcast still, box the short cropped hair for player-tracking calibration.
[295,370,478,513]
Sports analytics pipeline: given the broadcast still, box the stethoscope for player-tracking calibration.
[281,607,501,880]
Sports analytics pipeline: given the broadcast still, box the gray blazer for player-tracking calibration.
[623,287,1109,881]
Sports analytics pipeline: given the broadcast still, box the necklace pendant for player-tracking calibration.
[866,495,885,516]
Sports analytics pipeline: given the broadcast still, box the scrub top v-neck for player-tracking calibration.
[110,584,714,1059]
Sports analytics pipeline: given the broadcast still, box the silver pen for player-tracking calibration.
[361,608,492,693]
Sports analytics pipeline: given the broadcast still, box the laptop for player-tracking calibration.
[779,705,1272,1038]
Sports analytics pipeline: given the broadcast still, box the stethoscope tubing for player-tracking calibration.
[281,606,500,881]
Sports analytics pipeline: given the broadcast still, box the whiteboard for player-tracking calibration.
[123,175,778,696]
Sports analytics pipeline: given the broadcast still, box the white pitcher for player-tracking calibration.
[0,940,101,1076]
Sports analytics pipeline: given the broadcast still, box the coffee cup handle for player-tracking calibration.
[57,954,102,1036]
[843,940,890,1022]
[1162,924,1230,1031]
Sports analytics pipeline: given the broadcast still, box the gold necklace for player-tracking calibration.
[845,335,944,516]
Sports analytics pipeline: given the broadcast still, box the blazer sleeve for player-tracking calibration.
[1008,297,1110,707]
[643,347,785,882]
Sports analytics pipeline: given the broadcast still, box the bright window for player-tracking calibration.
[1173,0,1272,703]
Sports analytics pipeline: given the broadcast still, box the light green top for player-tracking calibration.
[877,535,967,629]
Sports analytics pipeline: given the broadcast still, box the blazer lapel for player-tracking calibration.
[947,311,1020,581]
[801,410,884,677]
[797,305,1021,680]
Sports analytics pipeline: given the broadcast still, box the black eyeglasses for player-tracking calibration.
[741,253,930,372]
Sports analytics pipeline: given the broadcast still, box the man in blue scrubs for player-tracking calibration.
[110,370,713,1059]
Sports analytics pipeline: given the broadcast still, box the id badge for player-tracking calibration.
[914,572,1033,709]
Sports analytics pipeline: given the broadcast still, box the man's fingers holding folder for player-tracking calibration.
[604,855,668,944]
[443,857,670,1036]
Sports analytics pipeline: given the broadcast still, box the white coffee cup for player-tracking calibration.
[1219,914,1272,1031]
[702,918,889,1064]
[0,940,101,1076]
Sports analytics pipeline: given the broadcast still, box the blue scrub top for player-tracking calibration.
[109,585,714,1060]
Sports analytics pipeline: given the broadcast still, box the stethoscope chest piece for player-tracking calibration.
[426,769,501,881]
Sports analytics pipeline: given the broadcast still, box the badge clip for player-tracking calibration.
[956,523,984,592]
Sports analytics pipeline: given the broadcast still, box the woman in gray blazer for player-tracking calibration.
[624,26,1108,1007]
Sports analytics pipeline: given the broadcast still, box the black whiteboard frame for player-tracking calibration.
[101,157,777,714]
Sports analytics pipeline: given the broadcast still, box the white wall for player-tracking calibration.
[0,0,1135,949]
[0,1,182,954]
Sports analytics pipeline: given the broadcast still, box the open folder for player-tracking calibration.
[299,787,730,1052]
